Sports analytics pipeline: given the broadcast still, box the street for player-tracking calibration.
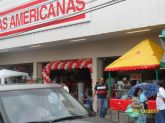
[103,110,156,123]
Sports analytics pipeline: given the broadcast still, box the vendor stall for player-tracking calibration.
[0,69,29,84]
[104,39,164,119]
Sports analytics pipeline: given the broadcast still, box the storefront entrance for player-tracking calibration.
[42,59,93,103]
[50,68,92,99]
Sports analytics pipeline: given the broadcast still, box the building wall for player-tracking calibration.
[0,0,30,10]
[0,0,165,50]
[0,32,161,65]
[0,0,163,111]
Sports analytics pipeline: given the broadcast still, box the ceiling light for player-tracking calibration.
[70,38,86,43]
[0,50,9,52]
[126,29,151,34]
[31,45,41,48]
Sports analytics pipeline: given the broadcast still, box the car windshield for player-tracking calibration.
[0,87,89,123]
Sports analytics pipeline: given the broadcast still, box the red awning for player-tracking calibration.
[105,65,159,71]
[42,59,92,83]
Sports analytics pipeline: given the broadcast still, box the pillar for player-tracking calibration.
[33,62,37,79]
[37,63,43,78]
[33,62,43,83]
[92,57,99,112]
[98,58,104,78]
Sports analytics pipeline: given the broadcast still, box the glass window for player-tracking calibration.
[0,88,88,123]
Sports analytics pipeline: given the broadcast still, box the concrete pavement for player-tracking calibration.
[96,110,156,123]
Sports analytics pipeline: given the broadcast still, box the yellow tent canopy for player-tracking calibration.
[105,39,164,71]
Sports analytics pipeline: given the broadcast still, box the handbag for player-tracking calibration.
[125,104,139,118]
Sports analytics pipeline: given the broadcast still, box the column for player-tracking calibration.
[98,58,104,78]
[33,62,43,83]
[37,63,43,83]
[92,57,99,112]
[37,63,43,78]
[33,62,37,79]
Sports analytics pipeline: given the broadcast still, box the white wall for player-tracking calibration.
[0,0,165,50]
[0,32,161,65]
[0,0,30,10]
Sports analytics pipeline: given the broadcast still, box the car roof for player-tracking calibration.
[0,84,61,92]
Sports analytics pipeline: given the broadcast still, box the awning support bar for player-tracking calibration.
[108,72,112,98]
[156,67,159,81]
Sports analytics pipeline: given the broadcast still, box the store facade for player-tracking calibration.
[0,0,165,106]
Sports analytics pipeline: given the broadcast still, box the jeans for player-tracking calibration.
[97,98,108,118]
[156,109,165,123]
[134,114,146,123]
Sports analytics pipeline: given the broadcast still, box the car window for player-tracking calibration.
[0,88,88,123]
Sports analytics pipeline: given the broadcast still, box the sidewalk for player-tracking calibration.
[98,110,156,123]
[105,110,129,123]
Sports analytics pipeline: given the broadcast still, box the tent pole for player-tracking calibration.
[156,67,159,81]
[108,72,112,98]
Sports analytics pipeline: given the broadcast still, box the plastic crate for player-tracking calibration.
[121,100,131,111]
[148,100,156,110]
[110,99,123,110]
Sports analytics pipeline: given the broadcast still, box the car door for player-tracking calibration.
[0,96,10,123]
[0,112,4,123]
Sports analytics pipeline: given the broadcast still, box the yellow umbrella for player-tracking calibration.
[105,39,164,71]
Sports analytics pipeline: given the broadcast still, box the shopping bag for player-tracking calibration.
[125,104,139,118]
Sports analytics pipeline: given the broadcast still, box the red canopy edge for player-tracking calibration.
[105,64,159,71]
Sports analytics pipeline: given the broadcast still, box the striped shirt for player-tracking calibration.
[95,83,108,98]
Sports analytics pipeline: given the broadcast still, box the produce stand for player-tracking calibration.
[104,39,164,121]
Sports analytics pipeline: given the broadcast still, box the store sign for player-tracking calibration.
[0,0,86,38]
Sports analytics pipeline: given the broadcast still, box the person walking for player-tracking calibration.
[94,77,108,118]
[156,81,165,123]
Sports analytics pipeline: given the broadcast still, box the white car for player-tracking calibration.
[0,84,110,123]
